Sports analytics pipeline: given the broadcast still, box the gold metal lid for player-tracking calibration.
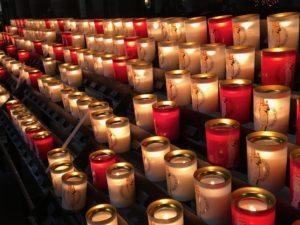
[220,79,252,87]
[106,162,134,178]
[191,73,217,83]
[131,61,152,69]
[62,171,87,185]
[91,108,114,120]
[137,38,155,43]
[141,136,170,151]
[164,150,197,167]
[32,130,52,140]
[101,54,114,60]
[89,149,116,163]
[152,101,178,110]
[50,160,73,174]
[17,113,33,120]
[25,124,43,133]
[5,99,19,106]
[93,51,106,57]
[59,63,70,69]
[113,56,128,61]
[126,59,142,65]
[88,101,109,110]
[113,35,125,40]
[85,204,117,225]
[133,94,157,104]
[106,117,129,128]
[47,80,63,86]
[200,43,226,49]
[43,57,55,62]
[205,118,240,129]
[254,85,290,94]
[209,15,232,21]
[20,118,38,127]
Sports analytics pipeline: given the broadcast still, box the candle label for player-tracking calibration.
[62,184,84,210]
[271,22,288,47]
[107,130,117,148]
[221,96,234,118]
[292,172,300,208]
[192,84,205,111]
[195,185,209,215]
[120,176,135,200]
[200,51,214,73]
[166,80,178,101]
[249,149,270,185]
[179,50,191,70]
[256,99,277,131]
[169,24,184,42]
[166,167,178,195]
[226,54,241,79]
[233,24,246,45]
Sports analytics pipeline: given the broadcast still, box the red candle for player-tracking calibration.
[18,50,30,63]
[0,39,5,50]
[25,125,44,150]
[297,98,300,145]
[0,66,7,80]
[113,56,128,83]
[44,19,51,29]
[17,27,24,37]
[5,99,20,114]
[261,48,296,88]
[124,36,139,59]
[33,40,43,55]
[153,101,180,141]
[219,79,252,124]
[205,118,240,168]
[61,32,72,46]
[290,149,300,208]
[6,45,17,57]
[57,19,65,31]
[94,19,104,34]
[32,131,54,160]
[133,18,148,38]
[28,69,43,89]
[89,149,116,189]
[231,187,276,225]
[70,47,81,65]
[52,43,64,61]
[208,15,233,45]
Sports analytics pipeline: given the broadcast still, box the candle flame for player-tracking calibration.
[249,205,257,212]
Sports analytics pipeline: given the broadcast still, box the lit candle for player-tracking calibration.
[6,45,17,57]
[101,54,115,79]
[113,35,125,56]
[77,96,94,125]
[166,18,186,43]
[165,70,191,106]
[113,56,128,83]
[124,36,139,59]
[47,80,64,102]
[70,47,81,65]
[88,100,110,120]
[61,171,87,211]
[141,136,170,181]
[165,150,197,201]
[231,187,276,225]
[47,148,72,165]
[52,43,64,61]
[25,125,44,151]
[86,204,118,225]
[290,149,300,208]
[137,38,156,63]
[42,57,56,76]
[205,118,240,168]
[208,15,233,45]
[94,19,104,34]
[103,19,114,35]
[68,91,86,119]
[194,166,231,225]
[61,87,76,112]
[66,65,82,87]
[126,59,142,86]
[253,85,290,133]
[17,50,30,63]
[61,31,73,46]
[93,51,106,75]
[32,40,43,55]
[132,62,153,93]
[63,46,72,63]
[28,69,43,89]
[95,34,104,51]
[220,79,252,124]
[89,149,116,189]
[112,18,124,35]
[106,162,135,208]
[123,18,135,36]
[133,18,148,38]
[84,50,95,72]
[179,42,201,75]
[77,49,88,69]
[147,199,183,225]
[32,130,54,160]
[185,16,207,44]
[10,61,22,76]
[261,48,296,88]
[71,33,85,48]
[267,12,299,49]
[85,34,96,50]
[103,35,114,53]
[106,117,131,153]
[50,160,74,197]
[91,108,114,143]
[0,90,10,106]
[147,18,164,42]
[59,63,71,83]
[158,41,179,71]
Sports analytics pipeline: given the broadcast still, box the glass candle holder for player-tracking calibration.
[93,51,106,75]
[68,91,85,119]
[50,160,74,197]
[85,34,96,50]
[41,42,49,57]
[61,171,87,211]
[11,107,27,126]
[290,149,300,208]
[208,15,233,45]
[10,61,22,76]
[63,46,71,63]
[137,38,156,63]
[70,47,81,65]
[16,112,34,131]
[158,41,179,71]
[166,18,186,43]
[0,90,9,107]
[147,199,183,225]
[94,19,104,34]
[225,46,255,81]
[112,18,123,35]
[231,187,276,225]
[25,125,44,150]
[126,59,142,86]
[153,101,180,141]
[164,149,197,201]
[113,35,125,56]
[18,50,30,63]
[32,130,54,160]
[6,45,17,57]
[77,96,94,125]
[33,40,43,55]
[86,204,118,225]
[66,65,82,87]
[61,87,76,112]
[133,94,157,131]
[42,77,56,98]
[112,56,128,83]
[77,49,88,69]
[103,35,114,53]
[88,100,110,119]
[261,48,296,88]
[253,85,290,133]
[133,18,148,38]
[194,166,231,225]
[267,12,299,49]
[101,54,115,78]
[47,80,64,102]
[47,148,72,165]
[52,43,64,61]
[179,42,201,75]
[62,32,73,46]
[132,62,153,93]
[84,50,95,72]
[165,70,191,106]
[106,162,135,208]
[123,18,135,36]
[20,118,39,138]
[103,19,114,35]
[5,99,20,114]
[147,18,163,42]
[247,131,288,192]
[232,14,260,49]
[89,149,116,189]
[220,79,252,124]
[141,136,170,181]
[42,57,56,76]
[95,34,104,51]
[106,117,131,153]
[124,36,139,59]
[28,69,43,89]
[205,118,240,168]
[59,63,70,83]
[71,33,85,48]
[185,16,207,45]
[91,109,114,143]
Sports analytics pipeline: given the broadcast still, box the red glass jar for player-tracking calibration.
[44,19,51,29]
[17,27,24,37]
[0,39,5,49]
[261,48,296,88]
[297,98,300,145]
[18,50,30,63]
[33,40,43,55]
[231,187,276,225]
[70,47,81,65]
[5,99,20,114]
[94,19,104,34]
[124,36,139,59]
[133,18,148,38]
[89,149,116,189]
[52,43,64,61]
[208,15,233,45]
[57,19,65,31]
[62,32,72,46]
[113,56,128,83]
[32,130,54,160]
[290,149,300,208]
[205,118,240,168]
[153,101,180,141]
[6,45,17,57]
[0,67,7,80]
[28,69,43,89]
[219,79,252,124]
[25,125,44,150]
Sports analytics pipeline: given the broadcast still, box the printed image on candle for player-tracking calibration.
[166,79,177,100]
[166,167,178,195]
[249,150,270,185]
[195,186,209,215]
[233,24,246,45]
[221,97,234,118]
[143,154,150,173]
[62,185,81,210]
[271,22,288,47]
[227,54,241,79]
[158,49,164,68]
[170,24,183,41]
[257,99,277,131]
[120,176,135,200]
[192,84,205,111]
[108,130,117,148]
[200,51,213,73]
[179,51,191,70]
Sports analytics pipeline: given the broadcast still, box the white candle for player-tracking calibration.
[141,136,170,181]
[95,34,104,51]
[77,96,94,125]
[191,73,218,113]
[106,117,131,153]
[247,131,288,192]
[103,35,114,53]
[68,91,86,118]
[101,54,115,78]
[185,16,207,44]
[113,35,125,56]
[59,63,71,83]
[42,77,56,98]
[93,51,106,75]
[132,62,153,93]
[106,162,135,208]
[42,42,49,57]
[179,42,201,75]
[84,50,95,72]
[0,90,10,106]
[165,70,191,106]
[253,85,291,133]
[47,148,72,165]
[112,18,124,35]
[11,61,22,75]
[133,94,157,131]
[165,150,197,201]
[137,38,156,63]
[200,43,226,79]
[77,49,88,69]
[225,45,255,81]
[61,87,76,112]
[42,57,56,76]
[126,59,142,86]
[91,108,114,143]
[123,18,135,36]
[194,166,232,225]
[158,41,179,71]
[66,65,82,87]
[71,33,85,48]
[88,100,110,121]
[85,204,118,225]
[147,18,164,42]
[166,18,186,43]
[85,34,96,50]
[47,80,64,102]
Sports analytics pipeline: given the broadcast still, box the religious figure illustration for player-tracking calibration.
[166,79,177,101]
[138,45,146,60]
[271,22,287,47]
[62,185,81,210]
[200,51,213,73]
[258,99,270,131]
[227,54,240,79]
[179,51,190,70]
[195,187,209,216]
[250,151,270,185]
[170,24,182,42]
[158,49,165,68]
[233,24,246,45]
[221,97,234,118]
[166,167,177,195]
[120,176,135,199]
[107,130,117,148]
[192,84,205,111]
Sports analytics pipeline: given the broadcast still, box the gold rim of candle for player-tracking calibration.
[232,187,276,213]
[141,136,170,152]
[179,42,200,49]
[194,166,231,189]
[191,73,217,83]
[113,56,128,61]
[6,99,19,106]
[70,47,82,52]
[76,49,89,54]
[254,85,290,94]
[133,94,157,104]
[85,204,117,225]
[126,59,143,66]
[17,112,33,120]
[47,148,70,159]
[103,34,114,40]
[47,80,63,86]
[12,109,27,117]
[147,199,183,223]
[200,43,225,49]
[246,131,288,149]
[68,91,85,100]
[147,18,162,23]
[88,101,109,110]
[61,87,76,94]
[50,160,73,174]
[38,75,51,81]
[124,36,139,41]
[106,117,129,128]
[152,101,177,110]
[43,57,55,62]
[290,149,300,161]
[9,104,24,111]
[66,65,81,71]
[226,45,255,52]
[93,51,106,57]
[28,69,41,74]
[32,130,52,140]
[77,96,94,106]
[20,118,38,127]
[164,150,197,167]
[43,77,56,85]
[209,15,232,21]
[59,63,71,69]
[268,12,299,19]
[131,61,152,69]
[261,47,296,53]
[165,69,190,77]
[62,171,87,185]
[106,162,134,179]
[91,108,113,120]
[84,50,95,56]
[89,149,116,163]
[113,35,125,40]
[205,118,240,129]
[233,14,259,22]
[25,124,42,133]
[158,41,177,47]
[101,54,114,60]
[18,49,28,54]
[185,16,206,23]
[220,79,252,87]
[137,37,155,43]
[10,61,21,65]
